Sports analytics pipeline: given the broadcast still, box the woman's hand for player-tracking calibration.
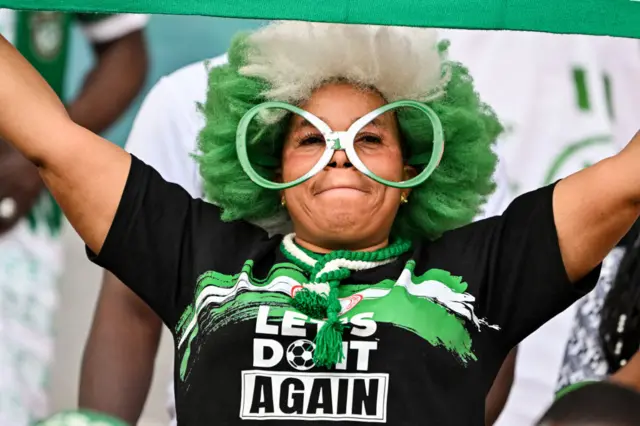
[0,34,132,254]
[554,131,640,283]
[0,138,44,235]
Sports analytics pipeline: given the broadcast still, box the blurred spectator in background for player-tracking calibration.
[0,10,148,425]
[559,219,640,392]
[536,381,640,426]
[439,30,640,424]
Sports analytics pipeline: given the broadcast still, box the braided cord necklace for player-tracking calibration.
[280,233,412,367]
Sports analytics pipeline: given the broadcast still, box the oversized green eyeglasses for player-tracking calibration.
[236,100,444,190]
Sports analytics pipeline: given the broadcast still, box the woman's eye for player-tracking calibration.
[357,134,382,144]
[299,135,325,145]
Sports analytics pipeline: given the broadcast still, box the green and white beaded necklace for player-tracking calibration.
[280,233,412,368]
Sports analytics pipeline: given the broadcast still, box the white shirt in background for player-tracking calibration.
[440,29,640,425]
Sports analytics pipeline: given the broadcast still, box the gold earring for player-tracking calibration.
[400,193,409,204]
[281,196,286,207]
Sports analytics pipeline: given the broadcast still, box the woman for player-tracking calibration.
[1,21,638,425]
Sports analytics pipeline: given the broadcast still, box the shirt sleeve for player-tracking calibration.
[75,13,149,44]
[86,155,262,327]
[124,77,203,198]
[440,183,602,350]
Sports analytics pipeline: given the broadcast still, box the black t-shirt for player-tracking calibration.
[89,156,600,425]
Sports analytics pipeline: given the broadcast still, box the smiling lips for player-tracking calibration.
[315,185,367,195]
[311,171,371,196]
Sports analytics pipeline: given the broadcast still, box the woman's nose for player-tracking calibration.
[327,150,353,168]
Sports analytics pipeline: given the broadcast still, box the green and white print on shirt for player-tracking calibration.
[175,259,497,420]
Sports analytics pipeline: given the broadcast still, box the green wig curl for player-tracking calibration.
[196,23,503,240]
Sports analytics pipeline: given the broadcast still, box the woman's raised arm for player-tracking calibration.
[554,130,640,282]
[0,34,131,254]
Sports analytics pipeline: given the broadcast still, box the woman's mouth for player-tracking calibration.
[316,186,366,196]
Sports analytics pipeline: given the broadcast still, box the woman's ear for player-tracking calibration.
[403,165,417,196]
[274,167,283,183]
[403,165,417,180]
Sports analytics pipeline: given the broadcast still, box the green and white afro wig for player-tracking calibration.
[197,21,503,239]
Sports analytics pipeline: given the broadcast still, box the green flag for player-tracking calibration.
[0,0,639,38]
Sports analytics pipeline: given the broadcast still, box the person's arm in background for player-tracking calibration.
[0,14,148,236]
[80,270,163,424]
[0,139,43,233]
[486,348,517,425]
[67,13,149,134]
[79,65,208,424]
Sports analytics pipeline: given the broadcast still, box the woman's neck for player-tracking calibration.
[293,234,390,254]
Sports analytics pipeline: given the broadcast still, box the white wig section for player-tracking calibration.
[239,21,449,106]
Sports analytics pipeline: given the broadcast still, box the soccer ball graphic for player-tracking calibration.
[286,339,316,371]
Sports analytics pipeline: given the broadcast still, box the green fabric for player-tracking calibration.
[35,409,128,425]
[14,11,71,97]
[8,11,118,97]
[1,0,639,38]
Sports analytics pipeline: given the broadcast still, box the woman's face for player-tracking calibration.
[280,83,409,250]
